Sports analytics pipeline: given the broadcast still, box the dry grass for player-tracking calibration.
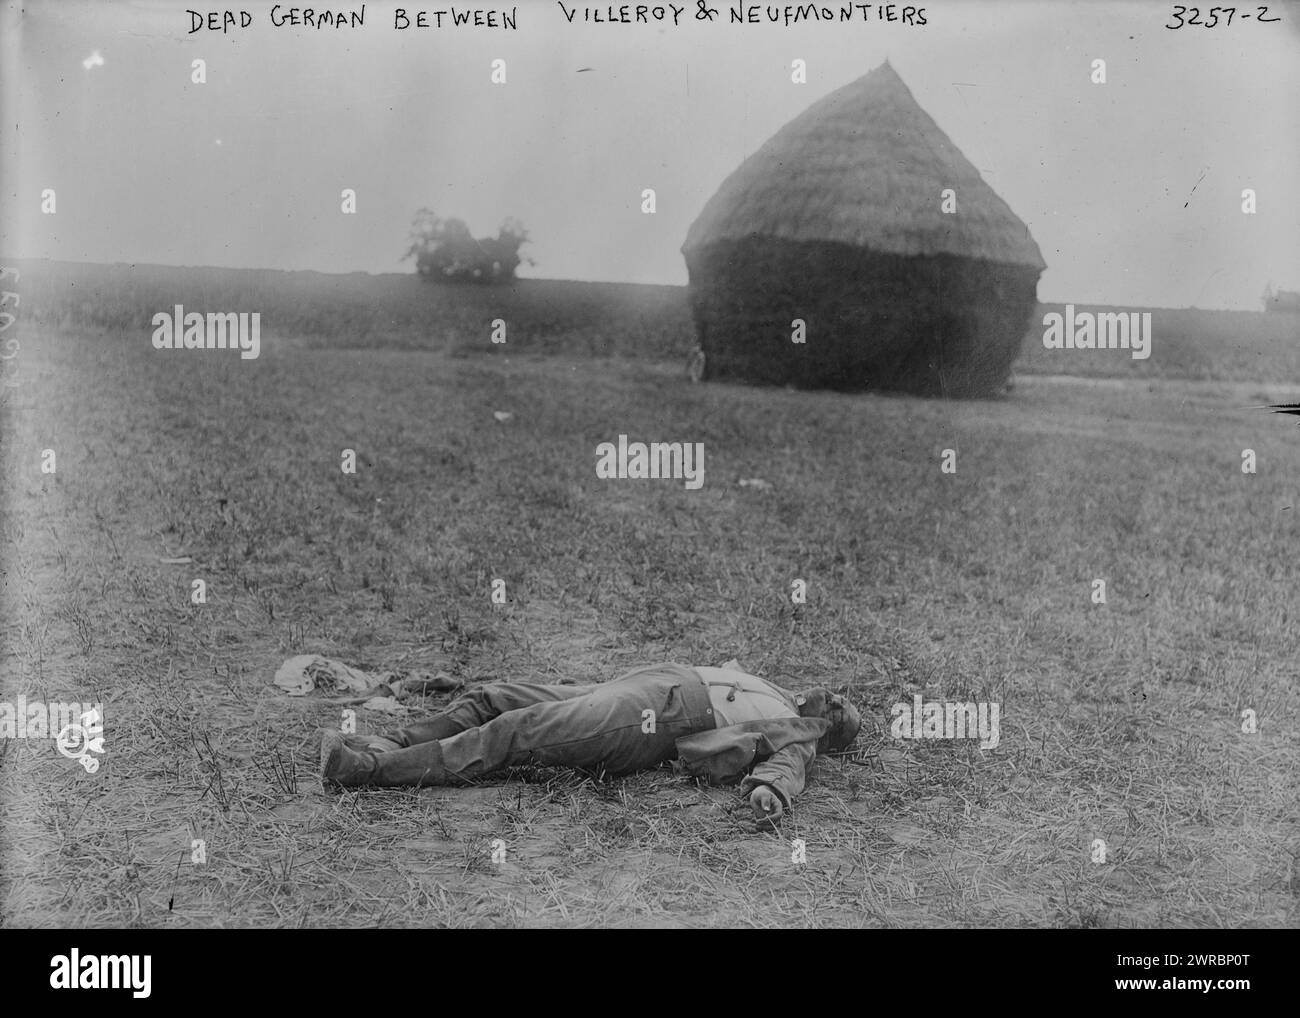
[1,263,1297,928]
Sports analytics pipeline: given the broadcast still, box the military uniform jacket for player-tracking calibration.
[673,716,830,808]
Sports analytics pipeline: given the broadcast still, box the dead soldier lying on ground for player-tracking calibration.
[320,661,862,821]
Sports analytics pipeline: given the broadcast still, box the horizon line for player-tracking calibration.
[0,254,1285,314]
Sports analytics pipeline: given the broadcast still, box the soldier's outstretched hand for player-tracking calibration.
[749,785,783,823]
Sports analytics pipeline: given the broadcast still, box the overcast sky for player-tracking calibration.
[4,0,1298,309]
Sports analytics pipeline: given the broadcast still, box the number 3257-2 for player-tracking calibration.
[1166,6,1282,29]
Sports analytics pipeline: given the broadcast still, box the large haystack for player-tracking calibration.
[681,62,1046,397]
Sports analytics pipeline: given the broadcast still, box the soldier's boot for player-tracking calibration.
[320,729,450,788]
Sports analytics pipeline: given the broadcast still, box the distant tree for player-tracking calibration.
[403,209,532,283]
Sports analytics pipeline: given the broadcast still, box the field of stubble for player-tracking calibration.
[1,262,1297,928]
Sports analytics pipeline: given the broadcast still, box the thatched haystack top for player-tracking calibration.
[682,62,1046,271]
